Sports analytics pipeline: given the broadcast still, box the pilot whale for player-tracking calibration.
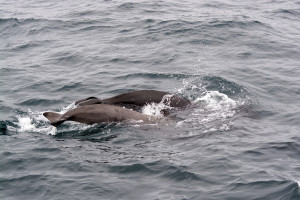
[44,90,191,126]
[75,90,191,108]
[43,104,154,127]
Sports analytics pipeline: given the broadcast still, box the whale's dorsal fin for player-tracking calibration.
[75,97,102,106]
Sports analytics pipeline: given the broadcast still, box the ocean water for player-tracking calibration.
[1,0,300,199]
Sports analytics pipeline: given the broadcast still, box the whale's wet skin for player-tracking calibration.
[1,0,300,199]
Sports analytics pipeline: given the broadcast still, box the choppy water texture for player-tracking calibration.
[1,0,300,199]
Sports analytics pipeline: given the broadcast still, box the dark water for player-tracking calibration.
[1,0,300,199]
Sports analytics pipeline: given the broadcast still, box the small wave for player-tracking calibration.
[148,20,199,36]
[0,17,65,27]
[271,9,300,19]
[144,19,269,38]
[118,2,138,10]
[250,141,300,161]
[202,2,230,9]
[55,82,82,92]
[0,18,18,23]
[49,52,83,66]
[53,123,116,139]
[161,169,205,183]
[68,10,98,17]
[227,179,300,199]
[17,98,63,106]
[78,25,113,32]
[144,19,155,23]
[108,161,202,182]
[109,163,153,174]
[8,41,42,52]
[201,76,248,97]
[208,19,266,29]
[176,38,223,46]
[115,72,192,80]
[0,17,72,39]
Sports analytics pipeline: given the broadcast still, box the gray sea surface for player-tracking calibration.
[1,0,300,199]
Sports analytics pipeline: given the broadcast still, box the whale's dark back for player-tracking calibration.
[102,90,191,108]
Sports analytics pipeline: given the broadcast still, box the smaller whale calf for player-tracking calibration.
[43,104,153,127]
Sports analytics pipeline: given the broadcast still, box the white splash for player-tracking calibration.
[194,91,238,120]
[60,102,76,114]
[17,102,75,135]
[176,90,241,133]
[195,91,236,109]
[142,103,165,118]
[141,94,173,118]
[18,117,35,132]
[17,114,57,135]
